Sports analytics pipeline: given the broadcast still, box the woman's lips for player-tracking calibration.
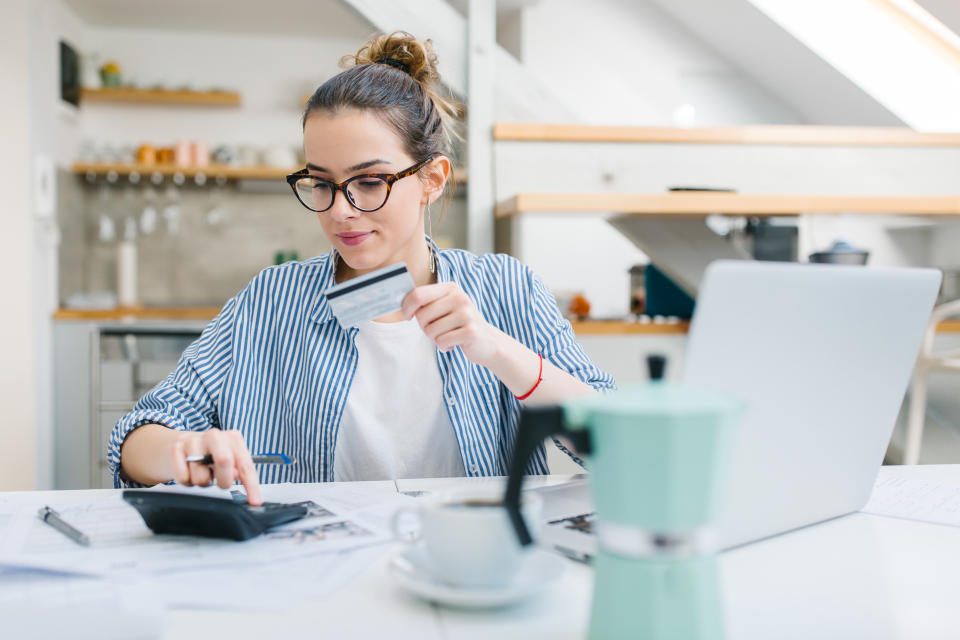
[338,231,373,246]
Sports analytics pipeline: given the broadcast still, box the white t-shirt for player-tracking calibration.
[333,317,466,481]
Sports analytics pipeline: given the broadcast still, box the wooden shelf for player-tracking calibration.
[73,162,295,181]
[493,123,960,147]
[80,87,241,107]
[495,193,960,218]
[52,308,691,331]
[939,320,960,333]
[73,162,468,184]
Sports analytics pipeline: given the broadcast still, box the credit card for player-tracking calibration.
[324,262,415,328]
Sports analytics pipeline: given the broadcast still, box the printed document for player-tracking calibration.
[0,483,410,577]
[862,473,960,527]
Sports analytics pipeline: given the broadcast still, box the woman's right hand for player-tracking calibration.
[169,430,263,505]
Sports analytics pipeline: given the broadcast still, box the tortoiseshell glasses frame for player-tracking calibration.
[285,156,434,213]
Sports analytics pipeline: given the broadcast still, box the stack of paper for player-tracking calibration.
[0,483,411,614]
[862,473,960,527]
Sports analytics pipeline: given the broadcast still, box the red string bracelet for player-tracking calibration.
[516,353,543,401]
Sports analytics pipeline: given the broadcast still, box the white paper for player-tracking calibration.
[0,483,411,578]
[0,572,163,638]
[0,482,410,617]
[862,474,960,527]
[144,545,388,611]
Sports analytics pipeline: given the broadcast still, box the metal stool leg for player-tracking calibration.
[903,366,928,466]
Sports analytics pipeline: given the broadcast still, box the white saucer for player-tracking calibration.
[388,544,566,609]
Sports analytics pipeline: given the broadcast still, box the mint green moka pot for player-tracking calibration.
[504,356,743,639]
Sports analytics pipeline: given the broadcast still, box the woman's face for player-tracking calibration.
[303,109,436,278]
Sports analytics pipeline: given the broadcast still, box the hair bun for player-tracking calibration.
[344,30,440,87]
[374,57,411,74]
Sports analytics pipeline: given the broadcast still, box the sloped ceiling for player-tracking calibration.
[63,0,921,127]
[917,0,960,36]
[646,0,904,126]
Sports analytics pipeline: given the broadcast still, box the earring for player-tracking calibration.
[425,201,436,275]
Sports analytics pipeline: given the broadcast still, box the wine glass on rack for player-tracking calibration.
[162,172,184,236]
[205,175,229,227]
[95,172,117,243]
[121,171,140,229]
[140,172,160,236]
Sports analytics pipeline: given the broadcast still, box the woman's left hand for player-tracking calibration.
[402,283,500,365]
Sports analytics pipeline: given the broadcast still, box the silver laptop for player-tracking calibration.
[537,260,941,557]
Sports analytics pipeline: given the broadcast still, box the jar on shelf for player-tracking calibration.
[136,144,156,166]
[157,147,175,165]
[191,141,209,167]
[99,61,122,88]
[174,140,191,167]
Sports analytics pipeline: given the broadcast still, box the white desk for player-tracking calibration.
[5,466,960,639]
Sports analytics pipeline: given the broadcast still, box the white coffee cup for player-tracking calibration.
[391,485,542,589]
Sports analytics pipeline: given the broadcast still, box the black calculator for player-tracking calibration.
[122,490,309,541]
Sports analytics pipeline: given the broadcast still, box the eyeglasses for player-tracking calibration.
[286,157,433,213]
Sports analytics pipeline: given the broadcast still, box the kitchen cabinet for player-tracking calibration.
[52,314,960,485]
[54,320,204,489]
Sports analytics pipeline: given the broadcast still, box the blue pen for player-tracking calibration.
[184,453,295,465]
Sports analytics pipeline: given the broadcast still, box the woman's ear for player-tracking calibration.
[422,156,451,204]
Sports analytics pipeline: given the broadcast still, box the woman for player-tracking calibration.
[108,32,614,505]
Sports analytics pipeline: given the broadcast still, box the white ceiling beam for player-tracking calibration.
[339,0,468,95]
[339,0,577,120]
[467,0,495,254]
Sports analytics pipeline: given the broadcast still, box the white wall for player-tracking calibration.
[25,1,90,489]
[498,0,950,315]
[0,0,89,490]
[33,1,87,167]
[503,0,804,317]
[933,226,960,271]
[75,28,367,155]
[0,0,38,490]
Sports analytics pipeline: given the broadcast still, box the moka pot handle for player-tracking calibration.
[504,405,592,546]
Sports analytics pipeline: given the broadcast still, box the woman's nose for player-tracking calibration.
[326,189,358,222]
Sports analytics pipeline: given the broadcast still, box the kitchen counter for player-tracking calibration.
[53,309,960,334]
[52,308,691,333]
[53,307,222,321]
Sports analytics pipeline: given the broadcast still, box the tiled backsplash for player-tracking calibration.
[57,170,467,307]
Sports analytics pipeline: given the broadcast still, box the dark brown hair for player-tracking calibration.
[303,32,462,194]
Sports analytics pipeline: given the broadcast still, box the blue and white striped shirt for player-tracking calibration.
[107,243,615,487]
